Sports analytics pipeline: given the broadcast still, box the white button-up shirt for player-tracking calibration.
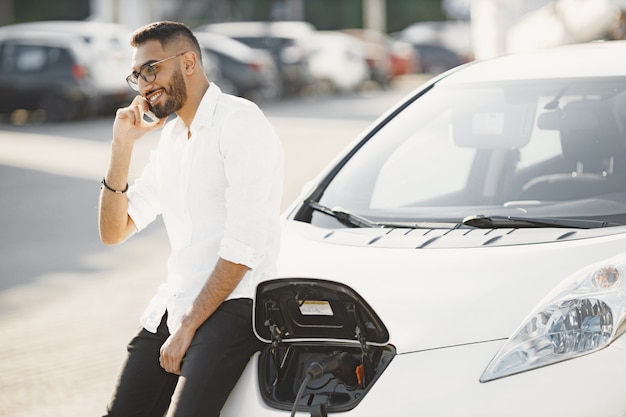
[126,84,284,333]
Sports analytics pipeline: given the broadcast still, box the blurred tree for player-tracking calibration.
[303,0,445,32]
[1,0,446,34]
[305,0,362,30]
[387,0,446,33]
[165,0,446,33]
[11,0,90,23]
[170,0,275,27]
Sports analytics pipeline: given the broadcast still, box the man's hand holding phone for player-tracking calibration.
[113,95,166,145]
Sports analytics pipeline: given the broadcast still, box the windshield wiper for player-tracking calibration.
[307,202,449,229]
[307,201,381,228]
[462,214,616,229]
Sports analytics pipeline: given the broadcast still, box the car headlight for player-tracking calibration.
[480,256,626,382]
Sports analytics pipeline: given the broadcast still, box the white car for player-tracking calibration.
[307,31,369,94]
[224,40,626,416]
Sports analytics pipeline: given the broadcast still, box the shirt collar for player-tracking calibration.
[191,83,221,129]
[172,83,221,135]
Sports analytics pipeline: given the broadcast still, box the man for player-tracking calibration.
[98,21,283,417]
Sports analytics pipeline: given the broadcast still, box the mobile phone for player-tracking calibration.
[143,110,159,123]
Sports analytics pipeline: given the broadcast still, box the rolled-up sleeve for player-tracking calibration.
[217,107,283,269]
[127,149,161,232]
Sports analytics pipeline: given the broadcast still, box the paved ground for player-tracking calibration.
[0,225,169,417]
[0,114,166,416]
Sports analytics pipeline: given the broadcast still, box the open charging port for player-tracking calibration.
[254,279,396,415]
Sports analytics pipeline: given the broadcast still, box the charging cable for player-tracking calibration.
[289,352,359,417]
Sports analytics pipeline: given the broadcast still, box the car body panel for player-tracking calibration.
[307,31,369,93]
[276,220,626,354]
[220,40,626,416]
[224,340,626,416]
[0,30,99,120]
[0,21,135,116]
[440,41,626,82]
[353,340,626,417]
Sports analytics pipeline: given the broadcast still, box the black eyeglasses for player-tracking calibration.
[126,52,187,91]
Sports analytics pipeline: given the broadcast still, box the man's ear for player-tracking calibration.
[182,52,197,74]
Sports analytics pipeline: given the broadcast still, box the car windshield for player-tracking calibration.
[313,77,626,228]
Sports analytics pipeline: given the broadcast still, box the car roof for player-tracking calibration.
[309,30,365,50]
[439,40,626,84]
[0,29,87,47]
[0,21,131,46]
[195,31,272,64]
[195,32,256,56]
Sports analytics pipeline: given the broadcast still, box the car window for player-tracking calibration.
[0,43,7,73]
[0,43,72,73]
[370,103,474,208]
[18,46,48,71]
[235,36,292,51]
[317,78,626,223]
[1,43,46,72]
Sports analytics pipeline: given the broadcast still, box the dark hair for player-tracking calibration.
[130,21,202,60]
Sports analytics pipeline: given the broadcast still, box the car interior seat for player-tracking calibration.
[519,99,626,201]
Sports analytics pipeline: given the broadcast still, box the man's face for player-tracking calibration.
[149,67,187,119]
[131,40,188,119]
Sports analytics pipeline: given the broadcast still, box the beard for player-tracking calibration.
[149,68,187,119]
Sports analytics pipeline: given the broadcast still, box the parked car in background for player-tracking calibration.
[399,20,473,58]
[196,21,316,97]
[307,31,369,94]
[195,31,280,102]
[219,40,626,416]
[341,28,395,87]
[397,20,472,74]
[0,20,134,113]
[389,37,419,76]
[409,42,467,74]
[0,30,99,122]
[197,45,223,93]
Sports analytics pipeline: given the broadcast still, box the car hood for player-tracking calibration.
[271,220,626,354]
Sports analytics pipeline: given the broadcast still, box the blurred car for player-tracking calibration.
[0,20,135,112]
[399,20,473,58]
[341,28,395,87]
[220,40,626,416]
[195,31,280,102]
[388,37,419,76]
[409,42,467,74]
[197,45,222,92]
[398,20,472,74]
[307,31,369,94]
[196,21,315,97]
[0,30,99,121]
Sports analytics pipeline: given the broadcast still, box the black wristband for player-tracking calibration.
[101,178,128,194]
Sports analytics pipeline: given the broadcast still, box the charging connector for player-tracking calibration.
[310,351,360,388]
[289,352,360,417]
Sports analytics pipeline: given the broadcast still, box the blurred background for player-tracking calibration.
[1,0,626,416]
[1,0,625,123]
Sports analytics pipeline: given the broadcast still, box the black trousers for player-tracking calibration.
[103,298,264,417]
